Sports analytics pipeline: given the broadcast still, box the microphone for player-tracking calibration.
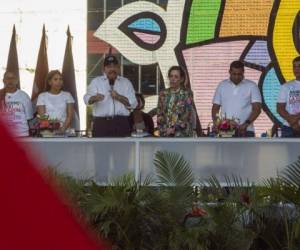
[109,78,115,91]
[109,78,116,117]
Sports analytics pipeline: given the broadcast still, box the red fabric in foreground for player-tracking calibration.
[0,120,107,250]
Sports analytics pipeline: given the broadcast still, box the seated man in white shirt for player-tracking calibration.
[84,55,137,137]
[211,61,262,137]
[277,56,300,137]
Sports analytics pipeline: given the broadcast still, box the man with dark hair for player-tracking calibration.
[84,55,137,137]
[277,56,300,137]
[212,60,262,137]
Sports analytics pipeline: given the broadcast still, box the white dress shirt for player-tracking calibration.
[212,79,262,131]
[84,74,137,117]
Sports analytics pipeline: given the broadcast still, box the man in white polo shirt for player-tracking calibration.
[277,56,300,137]
[84,55,137,137]
[212,61,262,137]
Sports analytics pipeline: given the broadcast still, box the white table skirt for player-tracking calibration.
[18,138,300,184]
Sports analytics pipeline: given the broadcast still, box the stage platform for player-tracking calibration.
[19,138,300,184]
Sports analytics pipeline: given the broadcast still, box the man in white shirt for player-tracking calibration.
[84,55,137,137]
[0,71,33,137]
[277,56,300,137]
[212,61,262,137]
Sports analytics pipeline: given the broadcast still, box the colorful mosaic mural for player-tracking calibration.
[94,0,300,135]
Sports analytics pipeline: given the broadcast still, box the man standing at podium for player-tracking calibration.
[84,55,137,137]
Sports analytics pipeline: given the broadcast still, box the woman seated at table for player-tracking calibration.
[129,93,154,135]
[157,66,194,137]
[36,70,74,131]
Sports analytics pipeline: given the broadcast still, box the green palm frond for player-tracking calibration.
[108,172,136,187]
[84,174,138,215]
[200,175,253,203]
[201,175,222,190]
[224,175,252,189]
[142,173,154,186]
[153,150,194,186]
[199,175,226,201]
[153,151,195,220]
[274,156,300,205]
[43,167,91,204]
[281,156,300,189]
[260,177,287,203]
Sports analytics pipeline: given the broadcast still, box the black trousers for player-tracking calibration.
[92,116,131,137]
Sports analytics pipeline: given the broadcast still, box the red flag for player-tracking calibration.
[62,26,80,130]
[0,119,108,250]
[6,25,20,89]
[31,25,49,103]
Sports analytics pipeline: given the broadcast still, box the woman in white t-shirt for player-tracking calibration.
[37,70,75,131]
[0,71,33,137]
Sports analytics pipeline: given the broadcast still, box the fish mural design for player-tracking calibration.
[94,0,300,133]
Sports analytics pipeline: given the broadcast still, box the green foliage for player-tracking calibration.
[154,151,194,186]
[45,152,300,250]
[154,151,195,221]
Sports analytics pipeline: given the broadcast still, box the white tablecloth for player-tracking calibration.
[18,138,300,184]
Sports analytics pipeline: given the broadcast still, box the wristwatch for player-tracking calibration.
[245,119,251,125]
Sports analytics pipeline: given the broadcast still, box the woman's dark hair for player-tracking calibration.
[135,92,145,109]
[45,70,63,91]
[168,65,186,83]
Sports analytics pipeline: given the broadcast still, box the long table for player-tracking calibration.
[19,138,300,184]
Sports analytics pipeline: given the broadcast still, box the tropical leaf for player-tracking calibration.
[43,154,300,249]
[281,156,300,189]
[154,150,194,186]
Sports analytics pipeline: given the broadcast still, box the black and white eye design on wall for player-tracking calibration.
[119,12,167,51]
[94,0,185,83]
[293,11,300,54]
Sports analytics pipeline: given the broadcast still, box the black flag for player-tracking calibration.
[62,26,80,130]
[6,25,20,89]
[31,25,49,103]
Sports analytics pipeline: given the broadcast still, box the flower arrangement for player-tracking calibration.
[36,114,62,137]
[215,115,239,137]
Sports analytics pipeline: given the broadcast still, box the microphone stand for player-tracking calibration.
[109,78,115,118]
